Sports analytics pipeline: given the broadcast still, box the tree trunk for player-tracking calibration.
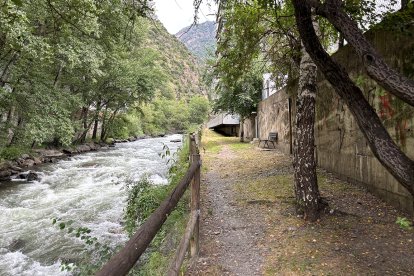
[292,0,414,196]
[293,20,321,222]
[9,116,22,146]
[100,106,108,141]
[308,0,414,107]
[82,106,89,130]
[240,119,244,142]
[92,101,101,140]
[53,64,62,88]
[76,119,94,144]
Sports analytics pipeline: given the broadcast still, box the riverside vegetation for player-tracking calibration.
[0,1,209,162]
[51,135,193,275]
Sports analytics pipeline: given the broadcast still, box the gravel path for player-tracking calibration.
[187,145,267,275]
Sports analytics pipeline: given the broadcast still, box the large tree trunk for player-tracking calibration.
[307,0,414,107]
[293,21,321,222]
[292,0,414,195]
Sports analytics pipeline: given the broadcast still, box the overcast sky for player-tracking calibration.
[153,0,217,34]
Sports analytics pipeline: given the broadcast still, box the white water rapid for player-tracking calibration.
[0,134,183,275]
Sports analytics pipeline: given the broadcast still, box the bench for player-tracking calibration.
[259,132,278,148]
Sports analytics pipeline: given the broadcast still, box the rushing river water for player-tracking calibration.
[0,134,182,275]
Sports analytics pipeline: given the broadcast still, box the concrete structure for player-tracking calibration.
[207,113,240,136]
[242,26,414,214]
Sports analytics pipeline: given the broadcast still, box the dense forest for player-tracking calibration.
[0,0,209,160]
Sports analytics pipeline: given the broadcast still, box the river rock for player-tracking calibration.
[17,171,40,181]
[9,164,23,172]
[27,171,40,181]
[20,154,30,159]
[63,148,78,155]
[35,149,64,158]
[33,157,42,165]
[87,143,100,151]
[0,170,12,181]
[76,144,91,152]
[8,239,26,252]
[23,159,35,168]
[128,137,136,142]
[170,139,181,143]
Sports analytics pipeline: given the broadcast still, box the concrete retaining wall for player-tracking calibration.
[248,26,414,214]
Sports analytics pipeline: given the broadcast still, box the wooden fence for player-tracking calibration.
[96,134,201,276]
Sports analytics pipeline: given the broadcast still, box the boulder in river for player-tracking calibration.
[17,171,40,182]
[76,144,91,152]
[8,238,26,252]
[170,139,181,143]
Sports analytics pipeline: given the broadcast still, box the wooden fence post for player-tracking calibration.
[190,153,200,259]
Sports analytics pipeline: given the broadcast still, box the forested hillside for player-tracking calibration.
[148,21,204,99]
[0,0,209,159]
[175,21,216,61]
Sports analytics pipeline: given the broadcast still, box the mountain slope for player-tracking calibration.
[175,21,216,62]
[146,20,205,99]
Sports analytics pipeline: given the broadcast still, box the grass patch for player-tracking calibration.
[201,129,241,154]
[228,141,252,151]
[234,175,294,204]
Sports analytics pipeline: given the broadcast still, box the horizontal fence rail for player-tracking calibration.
[96,134,201,276]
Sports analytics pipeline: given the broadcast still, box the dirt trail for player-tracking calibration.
[189,145,268,275]
[187,131,414,275]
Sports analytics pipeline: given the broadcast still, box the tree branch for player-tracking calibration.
[307,0,414,106]
[292,0,414,195]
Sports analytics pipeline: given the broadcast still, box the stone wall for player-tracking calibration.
[251,26,414,214]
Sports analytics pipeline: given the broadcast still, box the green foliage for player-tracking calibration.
[214,69,263,120]
[189,96,210,125]
[0,145,29,160]
[107,112,143,140]
[396,217,413,230]
[139,97,210,136]
[123,176,171,235]
[52,218,113,275]
[0,0,207,151]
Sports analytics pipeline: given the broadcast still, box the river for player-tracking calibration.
[0,134,183,275]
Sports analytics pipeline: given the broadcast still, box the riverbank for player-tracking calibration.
[0,134,184,275]
[188,130,414,275]
[0,134,171,182]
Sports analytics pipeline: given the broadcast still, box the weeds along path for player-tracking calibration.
[187,130,414,275]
